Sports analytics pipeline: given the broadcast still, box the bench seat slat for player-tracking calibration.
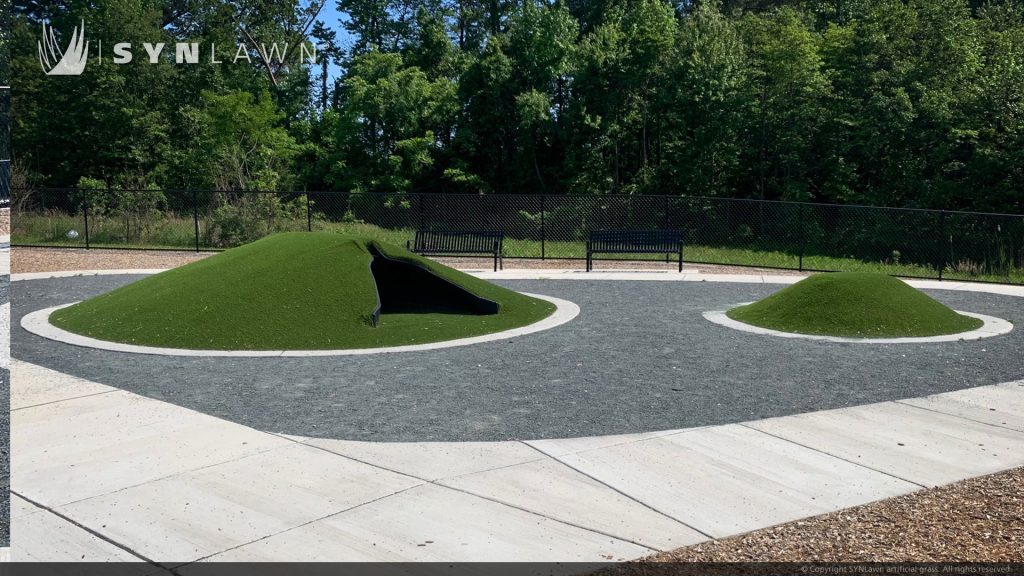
[587,229,684,272]
[410,230,504,271]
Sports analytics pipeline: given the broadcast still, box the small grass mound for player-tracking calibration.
[726,272,983,338]
[51,232,556,350]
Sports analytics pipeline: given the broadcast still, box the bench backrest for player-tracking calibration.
[589,229,683,253]
[413,230,503,253]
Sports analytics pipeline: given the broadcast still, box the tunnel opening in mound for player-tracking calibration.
[369,245,499,324]
[47,233,555,350]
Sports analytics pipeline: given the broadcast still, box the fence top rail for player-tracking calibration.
[416,230,504,236]
[10,187,1024,219]
[589,229,684,238]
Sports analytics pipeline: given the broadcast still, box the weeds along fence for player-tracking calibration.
[11,187,1024,284]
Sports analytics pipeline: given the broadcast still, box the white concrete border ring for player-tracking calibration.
[20,293,579,357]
[703,303,1013,344]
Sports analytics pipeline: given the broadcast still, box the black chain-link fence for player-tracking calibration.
[11,188,1024,284]
[0,4,9,206]
[0,86,9,206]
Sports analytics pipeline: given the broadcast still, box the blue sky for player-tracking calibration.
[316,2,353,83]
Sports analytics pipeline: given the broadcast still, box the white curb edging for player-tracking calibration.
[12,268,1024,299]
[703,305,1013,344]
[0,303,9,368]
[20,293,579,357]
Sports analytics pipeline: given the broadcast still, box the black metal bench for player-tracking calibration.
[408,230,504,272]
[586,230,684,272]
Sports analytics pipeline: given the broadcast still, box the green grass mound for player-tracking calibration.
[726,272,983,338]
[51,232,556,350]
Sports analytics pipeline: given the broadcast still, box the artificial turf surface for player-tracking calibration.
[726,272,985,338]
[50,232,556,350]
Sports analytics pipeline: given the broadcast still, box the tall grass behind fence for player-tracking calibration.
[11,187,1024,284]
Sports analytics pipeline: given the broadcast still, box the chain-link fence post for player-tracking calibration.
[192,189,200,252]
[798,203,805,272]
[306,192,312,232]
[540,193,546,260]
[938,211,946,281]
[83,190,91,249]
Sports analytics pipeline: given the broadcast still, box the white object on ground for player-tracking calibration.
[0,303,9,368]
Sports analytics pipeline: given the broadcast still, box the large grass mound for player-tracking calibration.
[51,232,556,350]
[726,272,983,338]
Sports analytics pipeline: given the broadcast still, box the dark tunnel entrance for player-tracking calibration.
[368,245,500,326]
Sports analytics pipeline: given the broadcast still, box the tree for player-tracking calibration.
[569,0,678,194]
[337,0,402,53]
[311,19,343,112]
[657,0,750,197]
[197,89,300,190]
[740,7,830,201]
[967,1,1024,213]
[8,0,1024,217]
[332,51,456,192]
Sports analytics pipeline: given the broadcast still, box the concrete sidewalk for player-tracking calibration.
[10,360,1024,565]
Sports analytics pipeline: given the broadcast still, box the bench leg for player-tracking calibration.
[679,246,683,272]
[493,252,498,272]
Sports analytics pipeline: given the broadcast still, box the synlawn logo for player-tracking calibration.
[38,20,89,76]
[37,20,317,77]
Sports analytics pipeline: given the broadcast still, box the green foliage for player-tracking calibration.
[197,90,300,191]
[72,176,169,243]
[332,51,457,193]
[727,272,986,337]
[9,0,1024,215]
[740,7,830,201]
[658,1,750,196]
[205,193,307,247]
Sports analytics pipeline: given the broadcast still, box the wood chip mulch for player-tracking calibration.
[604,466,1023,573]
[12,247,212,273]
[11,246,802,277]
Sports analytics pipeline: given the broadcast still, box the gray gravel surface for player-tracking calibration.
[11,275,1024,442]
